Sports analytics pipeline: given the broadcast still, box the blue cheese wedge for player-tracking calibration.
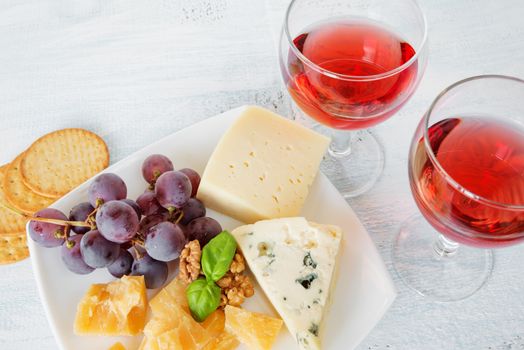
[232,217,342,350]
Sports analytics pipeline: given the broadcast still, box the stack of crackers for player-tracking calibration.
[0,129,109,265]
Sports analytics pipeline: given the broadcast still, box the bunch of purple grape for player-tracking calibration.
[28,154,222,289]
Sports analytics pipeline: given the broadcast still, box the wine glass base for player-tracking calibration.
[320,130,385,198]
[392,215,494,302]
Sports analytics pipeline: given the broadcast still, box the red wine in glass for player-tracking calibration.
[285,18,417,130]
[411,117,524,247]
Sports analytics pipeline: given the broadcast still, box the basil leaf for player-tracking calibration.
[186,278,221,322]
[201,231,237,282]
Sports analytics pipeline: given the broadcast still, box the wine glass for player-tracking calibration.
[393,75,524,302]
[279,0,428,198]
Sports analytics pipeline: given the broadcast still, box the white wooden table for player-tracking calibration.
[1,0,523,349]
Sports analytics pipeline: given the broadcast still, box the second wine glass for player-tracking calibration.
[279,0,428,197]
[394,75,524,302]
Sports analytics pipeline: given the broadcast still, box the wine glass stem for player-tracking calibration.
[433,234,459,257]
[328,128,354,158]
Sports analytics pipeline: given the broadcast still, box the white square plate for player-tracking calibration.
[27,106,396,350]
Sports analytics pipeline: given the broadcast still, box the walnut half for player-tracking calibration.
[217,269,255,308]
[179,240,201,284]
[229,253,246,274]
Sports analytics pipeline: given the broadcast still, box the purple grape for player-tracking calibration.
[179,168,201,197]
[139,213,168,234]
[186,217,222,247]
[69,202,94,235]
[144,222,186,262]
[80,230,120,268]
[28,208,67,248]
[142,154,174,184]
[108,249,134,278]
[155,171,192,210]
[121,199,142,218]
[136,191,163,216]
[61,235,95,275]
[131,253,168,289]
[88,173,127,207]
[180,198,206,225]
[96,201,139,243]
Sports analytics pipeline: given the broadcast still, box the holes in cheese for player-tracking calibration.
[197,106,330,223]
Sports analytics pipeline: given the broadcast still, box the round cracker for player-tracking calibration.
[4,154,57,214]
[0,232,29,265]
[20,128,109,197]
[0,165,29,234]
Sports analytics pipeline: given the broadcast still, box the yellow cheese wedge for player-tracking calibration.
[108,342,126,350]
[202,332,240,350]
[225,305,283,350]
[143,303,211,350]
[74,275,147,336]
[197,106,330,223]
[142,277,212,349]
[149,277,189,317]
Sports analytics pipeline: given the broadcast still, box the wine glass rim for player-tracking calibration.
[283,0,428,81]
[423,74,524,210]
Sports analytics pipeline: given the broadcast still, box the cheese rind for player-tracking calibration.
[232,217,342,350]
[197,106,330,223]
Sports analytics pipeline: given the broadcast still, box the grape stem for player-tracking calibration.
[85,207,98,230]
[65,226,77,249]
[32,217,91,228]
[95,198,104,208]
[133,245,143,259]
[64,225,71,240]
[174,211,184,225]
[0,200,92,228]
[167,207,183,223]
[165,207,184,225]
[87,206,98,219]
[133,234,145,247]
[148,171,161,190]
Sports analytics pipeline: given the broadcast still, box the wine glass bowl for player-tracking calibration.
[282,19,423,130]
[410,75,524,248]
[279,0,428,197]
[395,75,524,301]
